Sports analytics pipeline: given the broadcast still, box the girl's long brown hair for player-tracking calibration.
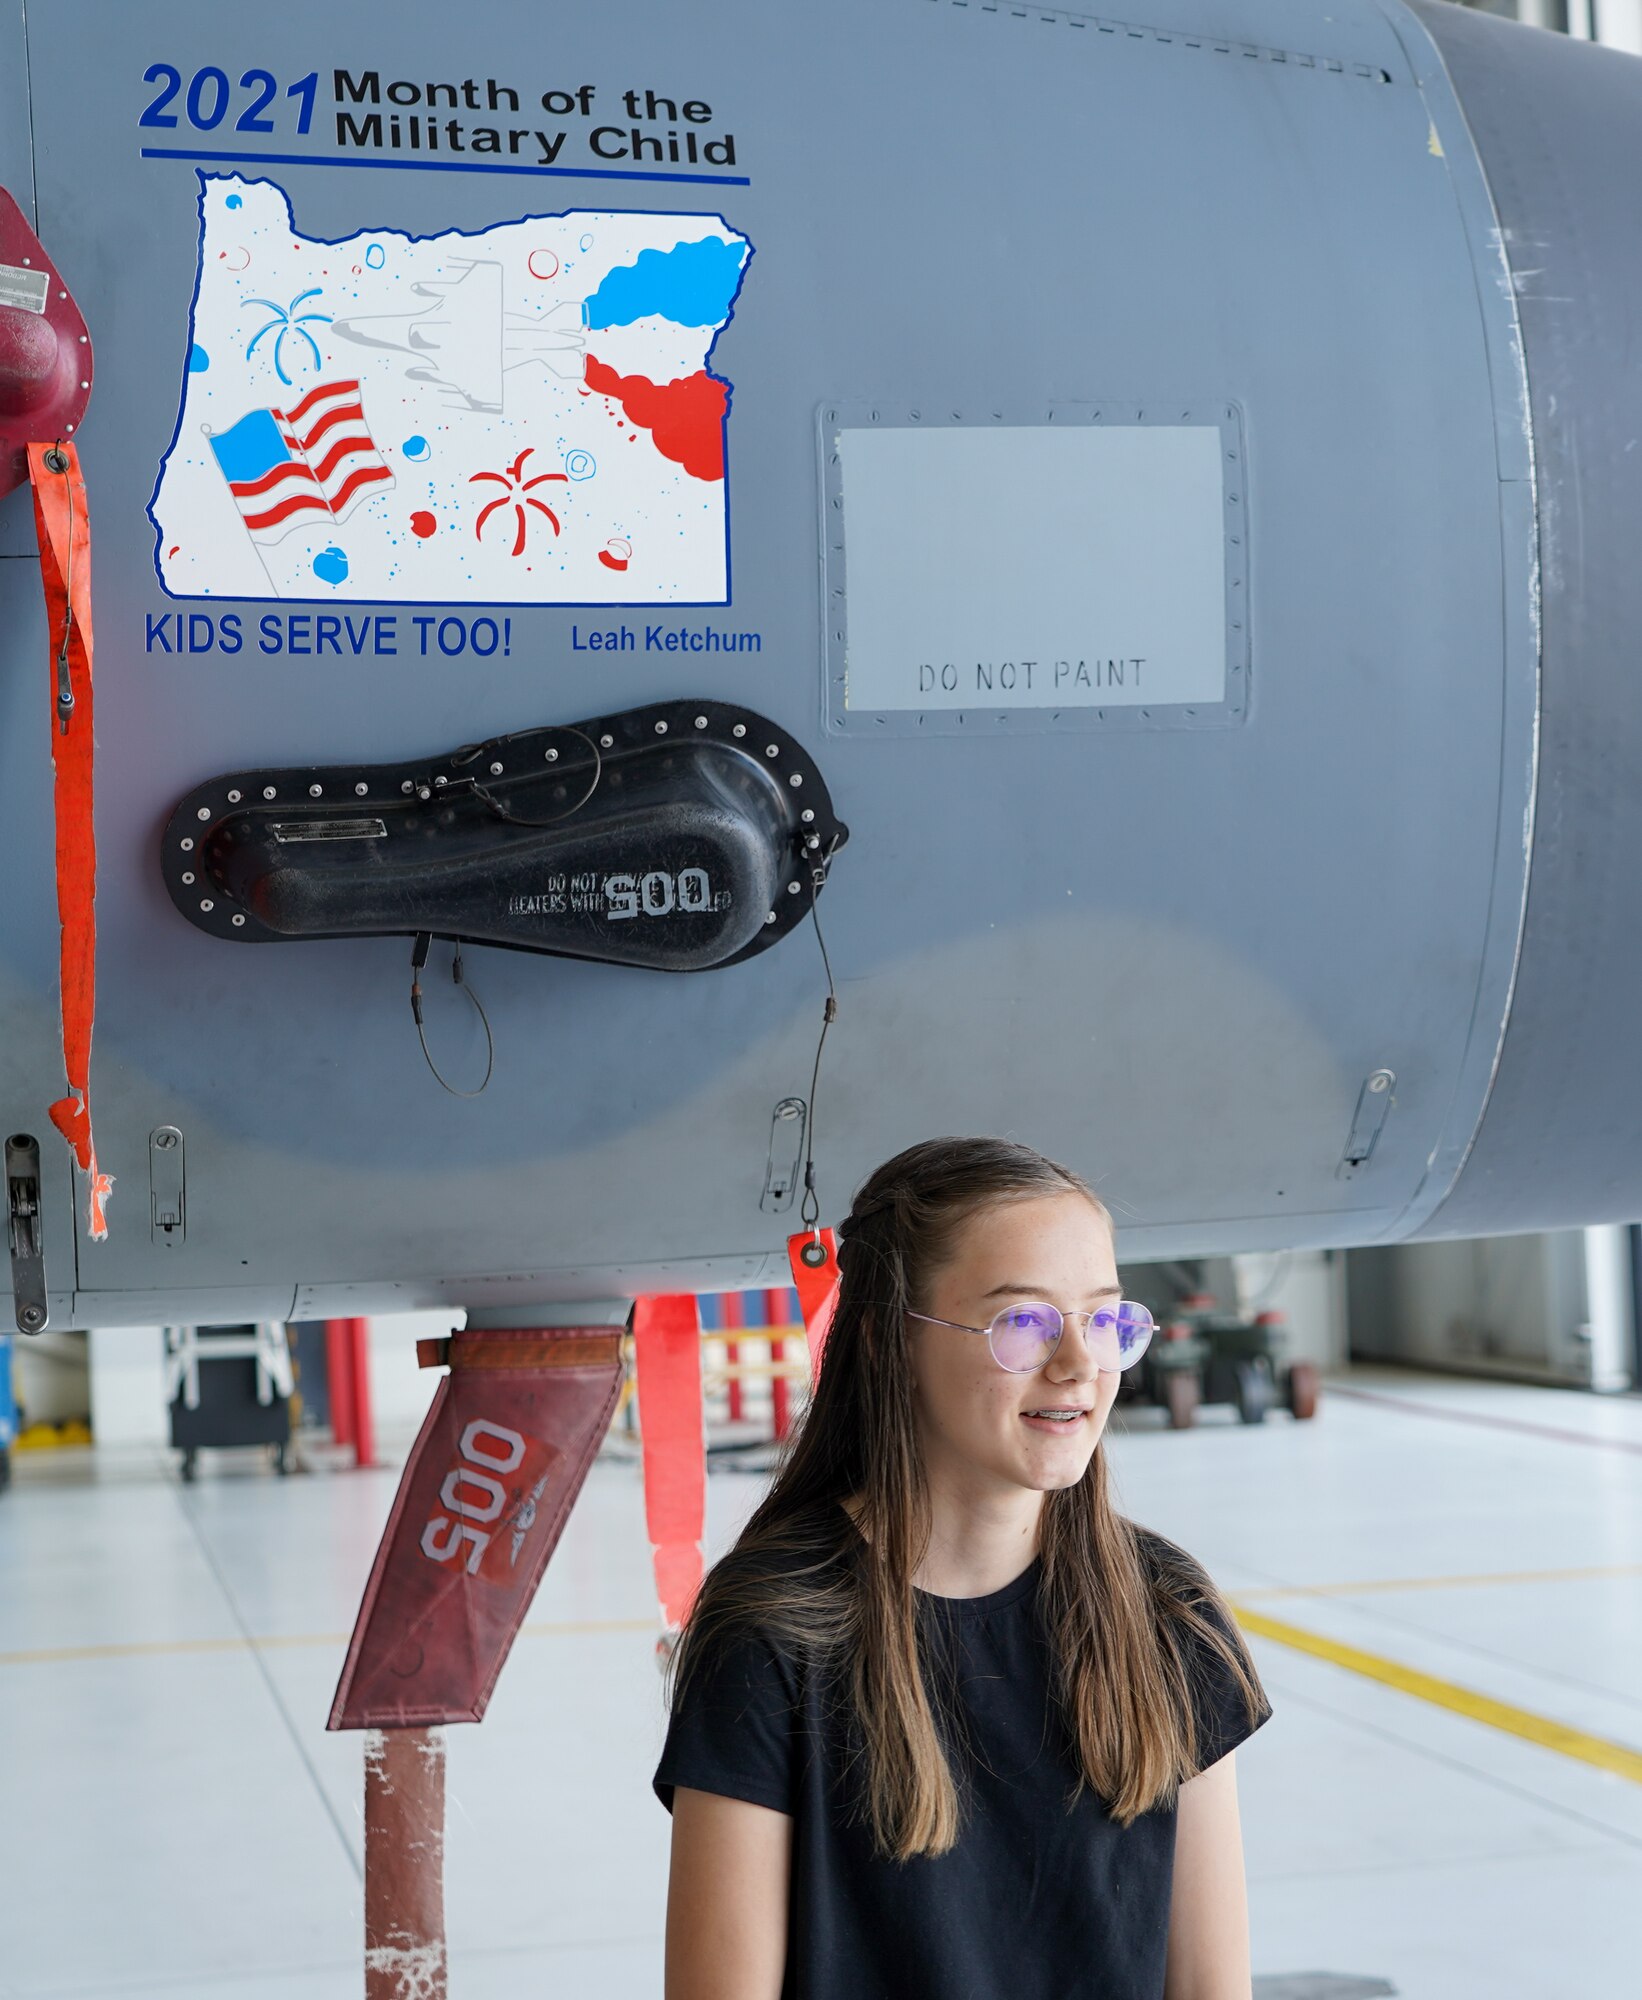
[662,1135,1269,1858]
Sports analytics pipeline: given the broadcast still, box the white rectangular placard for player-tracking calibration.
[0,261,49,314]
[833,419,1230,719]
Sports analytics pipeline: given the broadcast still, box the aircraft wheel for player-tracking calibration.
[1286,1361,1321,1421]
[1164,1373,1199,1430]
[1234,1358,1275,1425]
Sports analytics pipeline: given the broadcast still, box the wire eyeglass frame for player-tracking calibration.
[904,1299,1156,1374]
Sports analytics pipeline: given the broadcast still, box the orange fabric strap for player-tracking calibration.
[27,441,110,1238]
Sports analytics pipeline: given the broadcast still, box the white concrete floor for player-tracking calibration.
[1,1363,1639,1999]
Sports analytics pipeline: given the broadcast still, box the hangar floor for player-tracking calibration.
[2,1363,1638,2000]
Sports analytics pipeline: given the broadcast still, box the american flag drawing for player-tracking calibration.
[206,380,394,544]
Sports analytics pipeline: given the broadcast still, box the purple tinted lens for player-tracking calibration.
[1090,1302,1154,1369]
[1114,1302,1153,1364]
[990,1304,1060,1371]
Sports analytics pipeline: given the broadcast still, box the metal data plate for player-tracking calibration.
[821,402,1249,736]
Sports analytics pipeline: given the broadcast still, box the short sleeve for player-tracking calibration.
[653,1624,799,1817]
[1183,1589,1273,1776]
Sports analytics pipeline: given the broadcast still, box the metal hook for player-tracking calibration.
[46,440,76,734]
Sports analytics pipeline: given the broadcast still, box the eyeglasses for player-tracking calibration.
[904,1300,1155,1375]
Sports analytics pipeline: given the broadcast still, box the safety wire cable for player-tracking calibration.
[405,726,603,1093]
[410,932,495,1098]
[798,833,843,1248]
[460,722,603,828]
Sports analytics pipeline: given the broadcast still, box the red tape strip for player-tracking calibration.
[27,441,110,1238]
[787,1228,840,1380]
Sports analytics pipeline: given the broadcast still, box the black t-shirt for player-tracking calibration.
[652,1525,1270,2000]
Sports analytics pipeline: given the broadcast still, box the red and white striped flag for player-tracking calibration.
[207,379,395,545]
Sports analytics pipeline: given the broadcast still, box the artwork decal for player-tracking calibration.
[151,174,751,603]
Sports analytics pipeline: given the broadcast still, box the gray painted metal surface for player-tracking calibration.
[1403,0,1642,1236]
[0,0,1631,1326]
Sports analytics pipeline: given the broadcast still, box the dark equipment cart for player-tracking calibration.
[164,1322,295,1481]
[1122,1292,1322,1429]
[1170,1294,1321,1426]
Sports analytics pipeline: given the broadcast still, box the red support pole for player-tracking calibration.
[348,1317,376,1470]
[770,1339,789,1440]
[721,1291,744,1424]
[330,1325,625,1997]
[364,1727,446,2000]
[325,1319,356,1450]
[322,1318,375,1467]
[764,1288,790,1441]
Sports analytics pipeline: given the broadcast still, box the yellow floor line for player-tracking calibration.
[8,1588,1641,1791]
[1230,1604,1642,1785]
[2,1561,1636,1667]
[1234,1562,1642,1601]
[0,1635,274,1667]
[520,1616,657,1639]
[0,1616,657,1670]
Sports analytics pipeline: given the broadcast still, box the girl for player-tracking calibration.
[654,1136,1271,1999]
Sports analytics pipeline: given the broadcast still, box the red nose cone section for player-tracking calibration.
[0,188,92,497]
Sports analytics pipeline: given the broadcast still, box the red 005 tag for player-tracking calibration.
[419,1418,562,1583]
